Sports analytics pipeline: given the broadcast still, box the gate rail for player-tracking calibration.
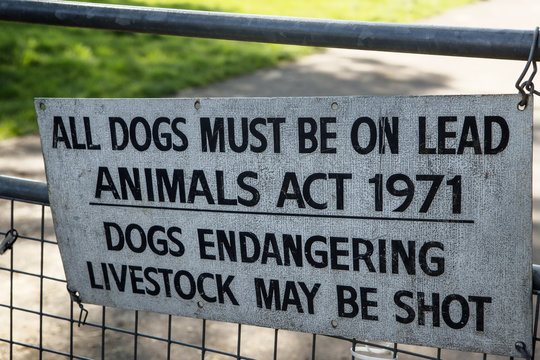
[0,0,539,61]
[4,175,540,286]
[5,175,540,286]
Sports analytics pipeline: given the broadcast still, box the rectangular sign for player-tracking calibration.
[36,95,532,356]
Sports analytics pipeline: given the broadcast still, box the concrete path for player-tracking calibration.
[1,0,540,358]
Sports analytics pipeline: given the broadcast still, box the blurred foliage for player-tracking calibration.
[0,0,474,138]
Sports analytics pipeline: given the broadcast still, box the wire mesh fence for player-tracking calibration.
[0,177,538,360]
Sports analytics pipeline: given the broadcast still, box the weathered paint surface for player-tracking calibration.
[35,95,532,356]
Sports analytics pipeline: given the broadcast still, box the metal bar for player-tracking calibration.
[0,337,93,360]
[167,315,172,360]
[0,176,49,205]
[69,298,74,358]
[533,294,540,357]
[0,230,57,245]
[0,303,74,324]
[273,329,278,360]
[101,306,106,360]
[201,319,206,360]
[236,324,241,359]
[0,301,254,359]
[0,266,66,283]
[9,200,13,360]
[133,311,139,359]
[39,205,45,360]
[0,0,538,61]
[533,265,540,290]
[3,176,540,294]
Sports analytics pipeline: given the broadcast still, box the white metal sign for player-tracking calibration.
[36,95,532,357]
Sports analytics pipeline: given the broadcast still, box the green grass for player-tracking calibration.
[0,0,475,138]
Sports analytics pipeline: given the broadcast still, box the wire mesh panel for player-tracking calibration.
[0,180,538,359]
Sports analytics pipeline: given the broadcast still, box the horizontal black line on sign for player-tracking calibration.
[88,202,475,224]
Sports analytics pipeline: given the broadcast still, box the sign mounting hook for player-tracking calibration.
[515,341,532,360]
[0,229,18,255]
[67,286,88,327]
[515,27,539,110]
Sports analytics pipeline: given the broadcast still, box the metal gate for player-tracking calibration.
[1,175,539,359]
[1,1,540,359]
